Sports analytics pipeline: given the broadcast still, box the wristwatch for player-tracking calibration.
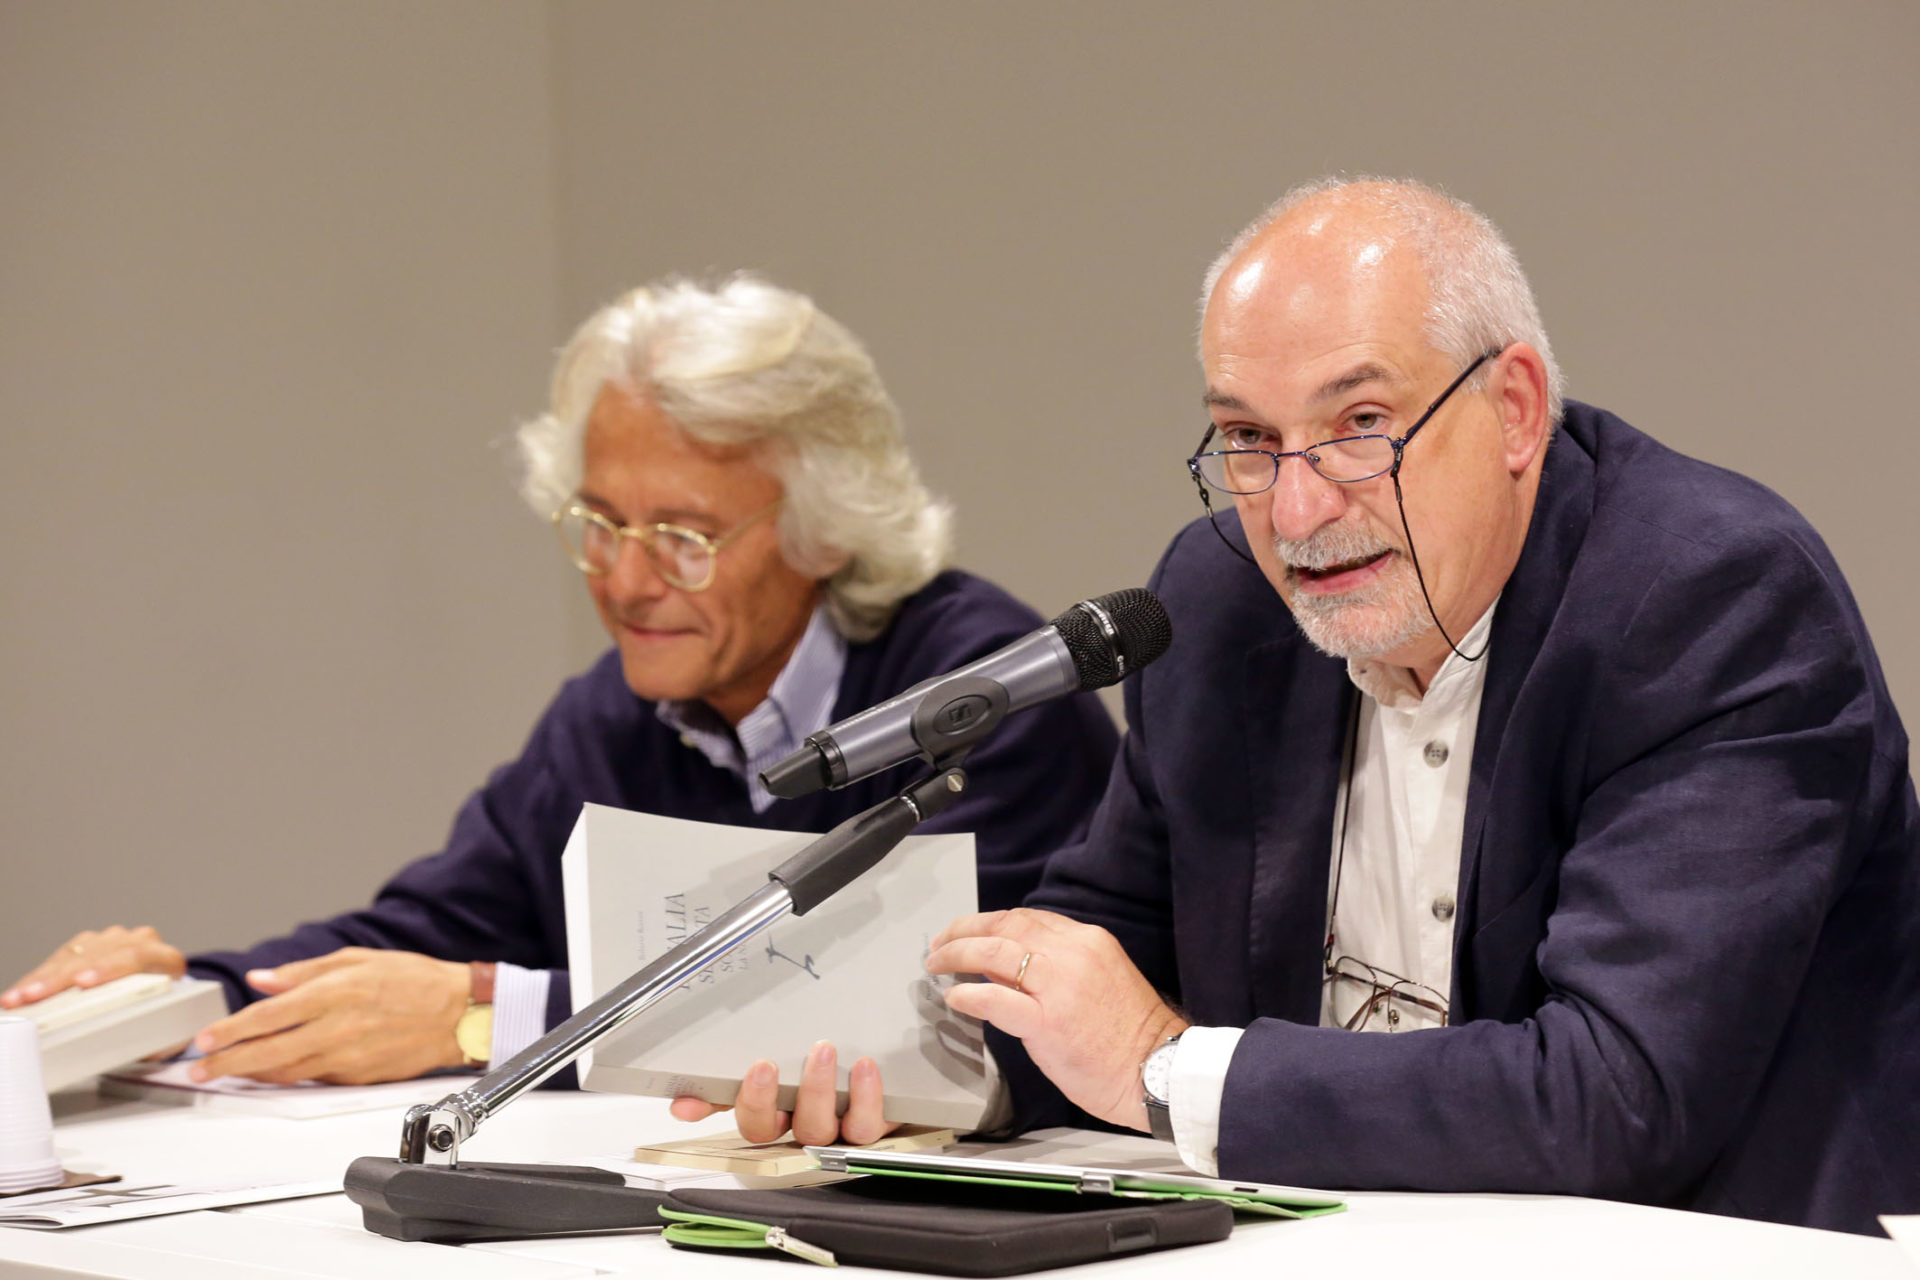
[1141,1033,1181,1143]
[455,961,497,1068]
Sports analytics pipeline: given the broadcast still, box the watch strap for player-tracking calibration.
[1142,1034,1181,1144]
[457,962,498,1066]
[468,961,497,1005]
[1146,1097,1175,1143]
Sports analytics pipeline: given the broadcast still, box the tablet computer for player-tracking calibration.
[805,1146,1345,1218]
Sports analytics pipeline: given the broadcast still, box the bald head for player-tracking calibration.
[1203,190,1435,393]
[1199,177,1563,424]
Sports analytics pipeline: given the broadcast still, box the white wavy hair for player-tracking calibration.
[1199,176,1565,425]
[517,274,953,642]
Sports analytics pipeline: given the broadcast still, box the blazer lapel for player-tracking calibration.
[1242,636,1352,1024]
[1454,412,1599,1000]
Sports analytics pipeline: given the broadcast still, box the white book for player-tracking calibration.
[562,803,995,1130]
[29,976,228,1092]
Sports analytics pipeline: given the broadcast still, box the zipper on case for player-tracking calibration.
[765,1225,838,1266]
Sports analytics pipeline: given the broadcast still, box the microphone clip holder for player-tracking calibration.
[345,762,970,1242]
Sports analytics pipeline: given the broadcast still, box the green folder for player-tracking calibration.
[806,1145,1347,1220]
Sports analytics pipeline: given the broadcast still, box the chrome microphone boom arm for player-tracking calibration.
[393,763,969,1167]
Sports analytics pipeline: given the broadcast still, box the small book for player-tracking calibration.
[632,1124,955,1177]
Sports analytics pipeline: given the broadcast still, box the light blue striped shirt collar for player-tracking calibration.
[655,602,848,812]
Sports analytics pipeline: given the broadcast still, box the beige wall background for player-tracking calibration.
[3,0,1915,982]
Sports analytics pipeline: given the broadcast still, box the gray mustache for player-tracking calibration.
[1273,525,1396,572]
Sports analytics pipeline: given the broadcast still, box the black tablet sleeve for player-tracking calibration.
[661,1176,1234,1275]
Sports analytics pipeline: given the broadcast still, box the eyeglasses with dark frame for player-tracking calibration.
[1324,952,1451,1031]
[1182,346,1505,665]
[1187,347,1501,495]
[550,498,782,593]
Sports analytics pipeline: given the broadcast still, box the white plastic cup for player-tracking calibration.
[0,1016,64,1194]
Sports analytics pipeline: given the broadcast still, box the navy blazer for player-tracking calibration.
[1011,402,1920,1235]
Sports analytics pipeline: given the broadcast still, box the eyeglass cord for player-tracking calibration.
[1324,689,1361,969]
[1198,479,1488,669]
[1323,689,1453,1030]
[1390,466,1489,666]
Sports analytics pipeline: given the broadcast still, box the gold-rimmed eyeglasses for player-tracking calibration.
[550,498,781,593]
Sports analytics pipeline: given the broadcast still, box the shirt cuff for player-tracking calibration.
[491,962,552,1066]
[1169,1025,1242,1176]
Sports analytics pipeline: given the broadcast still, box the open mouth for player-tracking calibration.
[1296,549,1392,583]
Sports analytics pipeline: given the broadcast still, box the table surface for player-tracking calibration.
[2,1083,1910,1279]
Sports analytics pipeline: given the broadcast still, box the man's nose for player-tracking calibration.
[1265,454,1346,542]
[603,536,670,603]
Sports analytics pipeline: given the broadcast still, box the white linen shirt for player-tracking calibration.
[1168,602,1496,1175]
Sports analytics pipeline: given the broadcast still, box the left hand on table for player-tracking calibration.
[926,908,1188,1132]
[188,947,470,1085]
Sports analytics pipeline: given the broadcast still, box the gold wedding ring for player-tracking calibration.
[1013,951,1033,994]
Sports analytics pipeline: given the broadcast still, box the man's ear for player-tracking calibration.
[1494,343,1551,477]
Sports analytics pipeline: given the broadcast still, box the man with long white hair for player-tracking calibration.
[3,275,1119,1087]
[762,179,1920,1234]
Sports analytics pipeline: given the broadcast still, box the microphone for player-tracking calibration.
[760,587,1172,800]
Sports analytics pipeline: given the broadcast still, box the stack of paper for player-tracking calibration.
[0,1177,335,1229]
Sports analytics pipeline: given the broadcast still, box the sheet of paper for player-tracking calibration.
[562,803,994,1130]
[1879,1215,1920,1271]
[0,1177,335,1229]
[99,1061,477,1119]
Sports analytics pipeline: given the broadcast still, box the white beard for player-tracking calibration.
[1273,521,1433,660]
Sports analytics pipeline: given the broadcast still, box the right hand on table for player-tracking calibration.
[1,926,186,1009]
[668,1040,899,1145]
[188,947,470,1085]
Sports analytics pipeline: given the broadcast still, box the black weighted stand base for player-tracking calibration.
[344,1156,667,1243]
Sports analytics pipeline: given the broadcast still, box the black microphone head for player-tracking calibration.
[760,741,833,800]
[1051,588,1173,691]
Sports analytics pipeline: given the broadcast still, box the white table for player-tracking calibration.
[2,1083,1909,1279]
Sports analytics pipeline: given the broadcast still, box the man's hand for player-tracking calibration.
[1,926,186,1008]
[188,947,470,1085]
[668,1041,897,1145]
[926,908,1188,1132]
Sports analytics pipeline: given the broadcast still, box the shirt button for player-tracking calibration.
[1422,740,1450,767]
[1431,895,1456,922]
